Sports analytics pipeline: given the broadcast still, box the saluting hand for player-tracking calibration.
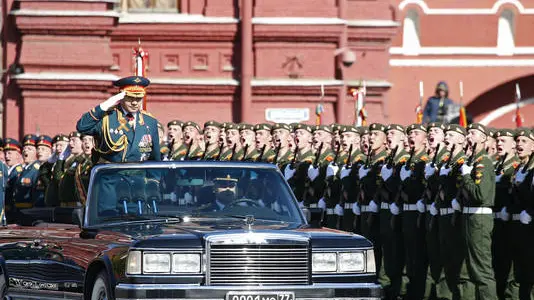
[100,91,126,111]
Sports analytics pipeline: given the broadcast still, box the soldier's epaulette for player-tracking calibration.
[476,156,484,163]
[33,163,40,170]
[141,110,156,118]
[512,161,520,169]
[375,156,387,164]
[325,155,334,162]
[441,155,450,163]
[398,156,408,164]
[16,165,23,172]
[421,155,429,162]
[457,157,465,165]
[354,154,364,162]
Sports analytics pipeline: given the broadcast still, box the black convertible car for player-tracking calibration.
[0,161,382,300]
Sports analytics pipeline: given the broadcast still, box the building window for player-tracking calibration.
[497,9,515,55]
[118,0,180,12]
[402,9,420,55]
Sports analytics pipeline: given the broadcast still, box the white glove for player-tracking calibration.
[298,201,305,208]
[500,207,510,221]
[284,164,296,180]
[461,164,474,176]
[184,192,194,204]
[358,166,370,179]
[495,173,503,183]
[439,166,451,176]
[100,91,125,111]
[318,198,326,210]
[424,163,436,179]
[59,146,71,160]
[381,165,393,181]
[326,163,339,178]
[307,165,320,181]
[369,200,379,213]
[352,202,361,215]
[400,166,412,181]
[390,202,400,215]
[429,202,438,216]
[515,170,527,184]
[340,166,351,179]
[416,199,426,213]
[451,198,461,211]
[520,210,532,225]
[334,204,344,216]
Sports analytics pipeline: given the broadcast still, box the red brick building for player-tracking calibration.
[1,0,533,138]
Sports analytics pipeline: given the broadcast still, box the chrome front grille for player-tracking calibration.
[207,237,310,286]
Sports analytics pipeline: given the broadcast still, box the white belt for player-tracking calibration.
[426,205,432,211]
[344,203,354,209]
[440,208,454,215]
[462,207,493,214]
[361,205,373,212]
[512,214,521,221]
[309,204,318,208]
[326,208,335,215]
[403,204,418,211]
[381,203,391,209]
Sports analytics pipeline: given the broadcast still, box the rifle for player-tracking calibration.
[228,143,237,161]
[201,142,210,160]
[495,152,508,175]
[364,147,372,168]
[313,142,324,168]
[241,144,250,161]
[390,147,415,230]
[273,144,282,165]
[184,142,193,161]
[431,144,441,167]
[417,145,439,228]
[290,144,299,168]
[386,146,399,168]
[346,144,354,168]
[215,141,224,161]
[444,144,456,169]
[258,144,267,162]
[452,143,477,226]
[429,143,455,231]
[332,142,341,166]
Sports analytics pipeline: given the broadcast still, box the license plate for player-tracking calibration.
[226,291,295,300]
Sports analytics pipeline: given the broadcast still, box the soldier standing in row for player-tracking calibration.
[74,134,95,205]
[4,139,24,217]
[13,135,41,209]
[284,124,314,207]
[166,120,187,160]
[58,132,85,206]
[254,123,276,162]
[183,121,204,160]
[220,123,244,161]
[240,124,258,161]
[271,123,293,169]
[203,121,222,160]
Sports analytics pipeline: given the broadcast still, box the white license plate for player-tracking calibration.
[226,291,295,300]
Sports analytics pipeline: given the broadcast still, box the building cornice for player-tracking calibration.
[399,0,534,15]
[10,9,119,17]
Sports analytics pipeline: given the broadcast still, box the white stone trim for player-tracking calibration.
[479,98,534,125]
[390,47,534,56]
[253,17,345,25]
[251,79,343,86]
[10,9,120,17]
[346,19,400,27]
[398,0,534,15]
[150,78,239,85]
[390,58,534,67]
[346,79,392,88]
[119,13,238,24]
[11,72,120,81]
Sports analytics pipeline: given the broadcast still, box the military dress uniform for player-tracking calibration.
[4,139,24,216]
[0,141,9,224]
[40,134,70,207]
[203,121,223,160]
[286,124,315,205]
[254,123,276,163]
[492,129,521,300]
[58,132,85,206]
[13,135,42,209]
[270,123,294,170]
[74,150,94,205]
[166,120,188,161]
[76,76,161,163]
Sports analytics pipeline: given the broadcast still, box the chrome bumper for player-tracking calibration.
[115,283,383,300]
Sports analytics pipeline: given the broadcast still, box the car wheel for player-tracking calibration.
[91,271,112,300]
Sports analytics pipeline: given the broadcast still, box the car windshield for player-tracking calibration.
[86,163,304,227]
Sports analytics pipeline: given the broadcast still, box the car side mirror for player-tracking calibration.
[72,208,84,228]
[303,207,323,228]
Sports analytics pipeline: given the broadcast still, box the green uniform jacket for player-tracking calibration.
[461,150,495,207]
[340,150,365,204]
[494,156,520,210]
[399,150,429,205]
[170,144,188,160]
[422,147,449,205]
[436,151,466,209]
[287,150,314,202]
[378,150,410,204]
[58,154,85,205]
[359,150,388,205]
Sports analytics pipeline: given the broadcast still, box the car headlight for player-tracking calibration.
[338,252,365,272]
[366,249,376,273]
[126,250,142,274]
[143,253,171,273]
[312,253,337,273]
[172,253,201,273]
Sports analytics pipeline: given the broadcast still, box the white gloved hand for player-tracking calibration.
[515,170,527,184]
[439,166,451,176]
[416,199,426,213]
[184,192,194,204]
[340,165,351,179]
[326,163,339,178]
[369,200,379,213]
[390,202,400,215]
[520,210,532,225]
[352,202,361,215]
[500,207,510,221]
[424,163,436,179]
[334,204,344,216]
[307,165,320,181]
[461,164,474,176]
[400,166,412,181]
[59,146,71,160]
[284,164,296,180]
[100,91,126,111]
[429,202,438,216]
[381,165,393,181]
[451,198,461,211]
[298,201,305,209]
[358,166,370,179]
[318,198,327,210]
[495,173,503,183]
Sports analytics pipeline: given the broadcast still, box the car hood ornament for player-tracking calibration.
[245,215,255,231]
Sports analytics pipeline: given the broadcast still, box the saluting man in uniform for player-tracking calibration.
[76,76,160,163]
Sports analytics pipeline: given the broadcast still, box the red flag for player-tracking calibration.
[514,84,523,128]
[459,106,468,128]
[415,105,423,124]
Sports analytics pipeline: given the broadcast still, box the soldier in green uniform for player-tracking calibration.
[183,121,204,160]
[423,122,450,299]
[220,123,244,161]
[271,123,294,169]
[157,122,169,160]
[13,135,41,209]
[359,123,388,277]
[218,122,231,156]
[203,121,222,160]
[509,129,534,299]
[240,123,259,161]
[40,134,69,207]
[492,128,520,300]
[376,124,409,300]
[307,125,335,215]
[284,123,314,208]
[339,126,365,233]
[486,128,498,160]
[58,132,85,206]
[254,123,276,162]
[4,139,24,220]
[74,134,95,205]
[457,123,497,300]
[166,120,187,160]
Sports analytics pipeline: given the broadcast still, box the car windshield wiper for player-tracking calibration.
[99,215,183,224]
